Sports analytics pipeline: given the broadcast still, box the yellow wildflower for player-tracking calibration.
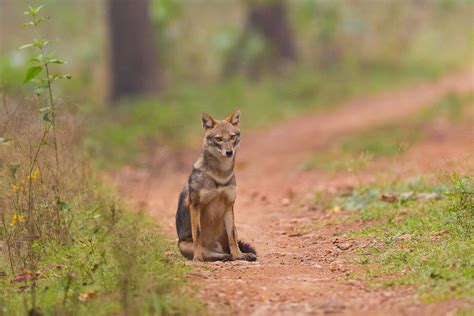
[27,167,40,182]
[10,213,25,226]
[11,183,19,192]
[331,205,342,213]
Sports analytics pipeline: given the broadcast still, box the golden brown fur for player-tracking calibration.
[175,110,256,262]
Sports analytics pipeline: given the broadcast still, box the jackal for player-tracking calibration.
[175,110,257,262]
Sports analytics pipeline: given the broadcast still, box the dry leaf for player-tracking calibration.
[79,291,97,302]
[380,193,397,203]
[11,272,40,283]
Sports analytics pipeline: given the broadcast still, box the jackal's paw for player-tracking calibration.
[233,253,257,262]
[192,255,204,262]
[222,254,233,262]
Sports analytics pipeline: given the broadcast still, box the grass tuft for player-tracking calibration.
[0,187,203,315]
[336,174,474,302]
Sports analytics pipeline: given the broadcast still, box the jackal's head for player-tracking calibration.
[201,110,241,159]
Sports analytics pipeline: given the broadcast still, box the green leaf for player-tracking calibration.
[19,43,34,50]
[50,73,71,81]
[32,39,51,48]
[31,18,42,26]
[40,104,55,122]
[8,164,20,177]
[25,16,50,27]
[50,74,61,81]
[29,55,43,63]
[34,5,44,15]
[57,200,71,212]
[34,86,46,95]
[39,106,52,113]
[24,66,43,83]
[42,111,52,122]
[29,5,44,17]
[48,59,66,64]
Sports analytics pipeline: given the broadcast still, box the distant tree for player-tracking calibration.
[248,0,297,61]
[107,0,160,102]
[224,0,297,77]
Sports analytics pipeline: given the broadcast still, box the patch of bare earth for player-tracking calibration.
[113,69,474,315]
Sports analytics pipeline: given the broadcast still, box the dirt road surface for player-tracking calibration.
[114,69,474,315]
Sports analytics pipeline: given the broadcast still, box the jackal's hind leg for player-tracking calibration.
[178,240,194,260]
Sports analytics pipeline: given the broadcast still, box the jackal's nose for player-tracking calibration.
[225,150,233,157]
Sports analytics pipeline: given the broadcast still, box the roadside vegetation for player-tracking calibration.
[302,92,473,172]
[305,107,474,303]
[0,5,201,315]
[327,174,473,302]
[302,88,473,304]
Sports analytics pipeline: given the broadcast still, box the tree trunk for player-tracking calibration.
[248,0,297,61]
[223,0,297,77]
[107,0,160,102]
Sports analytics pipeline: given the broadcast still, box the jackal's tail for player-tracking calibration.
[238,240,257,255]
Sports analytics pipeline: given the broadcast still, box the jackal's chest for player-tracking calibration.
[199,186,236,206]
[199,186,236,238]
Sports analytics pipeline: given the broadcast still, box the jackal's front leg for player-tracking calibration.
[224,204,256,261]
[189,203,203,261]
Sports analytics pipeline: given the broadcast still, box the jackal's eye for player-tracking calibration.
[214,136,223,142]
[230,134,236,140]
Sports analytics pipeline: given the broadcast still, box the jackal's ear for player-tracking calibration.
[202,113,216,130]
[226,109,241,126]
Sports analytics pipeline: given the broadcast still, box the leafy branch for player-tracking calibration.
[20,4,71,202]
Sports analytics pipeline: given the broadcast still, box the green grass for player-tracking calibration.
[326,174,474,303]
[85,61,452,167]
[0,183,203,315]
[302,93,473,172]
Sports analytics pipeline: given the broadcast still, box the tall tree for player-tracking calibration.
[248,0,297,61]
[224,0,297,77]
[107,0,160,102]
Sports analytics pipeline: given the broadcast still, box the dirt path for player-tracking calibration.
[114,69,473,315]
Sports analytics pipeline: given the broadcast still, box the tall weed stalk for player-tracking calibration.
[1,4,71,313]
